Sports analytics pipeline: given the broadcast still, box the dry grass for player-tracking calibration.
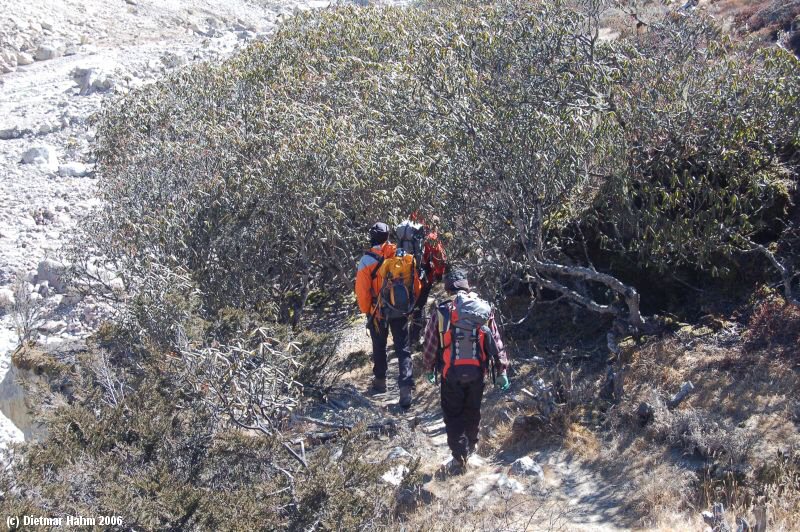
[564,422,601,460]
[709,0,800,54]
[601,1,800,55]
[393,493,575,532]
[628,463,696,527]
[474,287,800,527]
[328,288,800,528]
[736,0,800,32]
[10,343,67,376]
[599,313,800,527]
[744,295,800,357]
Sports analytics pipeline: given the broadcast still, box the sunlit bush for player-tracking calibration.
[82,1,799,328]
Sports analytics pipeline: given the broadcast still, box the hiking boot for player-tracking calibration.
[467,441,477,457]
[441,456,466,476]
[399,386,412,409]
[466,441,485,466]
[372,377,387,393]
[467,453,485,468]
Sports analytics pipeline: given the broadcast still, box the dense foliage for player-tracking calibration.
[77,1,799,331]
[0,329,393,531]
[593,20,800,276]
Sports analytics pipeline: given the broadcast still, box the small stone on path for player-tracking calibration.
[511,456,545,481]
[21,146,59,172]
[388,446,413,460]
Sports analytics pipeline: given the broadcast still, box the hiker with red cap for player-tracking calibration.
[355,222,421,409]
[422,269,510,473]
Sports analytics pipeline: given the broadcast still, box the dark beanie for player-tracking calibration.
[369,222,389,246]
[444,269,470,292]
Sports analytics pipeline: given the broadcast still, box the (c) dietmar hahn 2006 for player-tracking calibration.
[7,515,124,528]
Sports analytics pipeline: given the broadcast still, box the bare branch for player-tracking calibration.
[529,258,645,328]
[749,244,800,308]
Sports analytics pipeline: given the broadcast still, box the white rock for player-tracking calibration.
[108,277,125,292]
[83,303,114,324]
[72,66,116,95]
[61,292,83,307]
[468,473,501,500]
[233,19,257,32]
[511,456,544,480]
[381,465,409,486]
[0,59,16,74]
[0,288,15,309]
[36,259,67,293]
[83,303,98,323]
[188,22,205,35]
[41,20,55,31]
[38,122,57,135]
[1,50,18,72]
[387,446,413,460]
[467,453,486,467]
[144,59,162,74]
[0,127,23,140]
[21,146,59,172]
[496,474,525,493]
[598,28,621,41]
[9,16,28,30]
[307,1,330,9]
[34,44,63,61]
[58,162,90,177]
[37,281,50,297]
[161,51,187,69]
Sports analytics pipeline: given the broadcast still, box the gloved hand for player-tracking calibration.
[498,373,510,392]
[425,372,436,385]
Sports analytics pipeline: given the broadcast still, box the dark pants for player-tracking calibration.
[441,376,485,461]
[369,317,413,388]
[409,281,434,348]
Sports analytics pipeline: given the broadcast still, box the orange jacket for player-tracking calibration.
[355,242,422,318]
[356,242,397,316]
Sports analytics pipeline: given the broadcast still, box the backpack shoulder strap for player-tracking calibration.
[365,250,384,280]
[436,302,451,345]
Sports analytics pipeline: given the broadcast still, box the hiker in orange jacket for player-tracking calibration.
[355,222,421,409]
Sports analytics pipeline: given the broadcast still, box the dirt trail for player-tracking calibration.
[327,318,638,531]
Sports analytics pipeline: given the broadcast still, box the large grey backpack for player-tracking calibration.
[437,291,493,381]
[453,291,492,329]
[395,220,425,274]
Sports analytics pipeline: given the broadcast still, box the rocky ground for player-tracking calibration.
[310,309,797,530]
[290,318,651,531]
[0,0,407,447]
